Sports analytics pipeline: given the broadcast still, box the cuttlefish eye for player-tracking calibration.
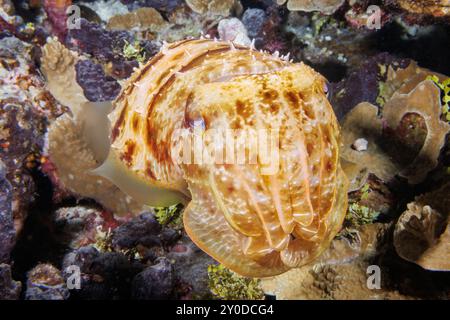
[324,81,330,98]
[102,39,348,278]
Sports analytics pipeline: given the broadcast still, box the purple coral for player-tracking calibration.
[67,18,131,62]
[75,60,121,102]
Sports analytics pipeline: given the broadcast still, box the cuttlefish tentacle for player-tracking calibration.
[93,39,348,277]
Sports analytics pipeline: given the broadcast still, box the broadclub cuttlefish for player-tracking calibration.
[77,39,348,277]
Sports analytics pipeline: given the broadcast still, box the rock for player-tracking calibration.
[352,138,368,151]
[75,59,121,102]
[62,246,143,299]
[25,263,70,300]
[53,205,120,249]
[218,17,252,46]
[0,36,64,233]
[0,263,21,299]
[111,212,162,249]
[242,8,267,39]
[0,161,15,263]
[131,258,173,299]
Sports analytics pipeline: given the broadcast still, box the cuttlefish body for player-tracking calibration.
[92,39,348,277]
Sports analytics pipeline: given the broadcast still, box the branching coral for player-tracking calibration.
[277,0,345,14]
[428,75,450,123]
[107,7,169,32]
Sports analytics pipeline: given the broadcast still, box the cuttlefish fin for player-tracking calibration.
[91,147,189,208]
[183,195,289,278]
[76,101,114,163]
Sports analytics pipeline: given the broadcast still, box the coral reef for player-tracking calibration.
[217,17,252,45]
[0,0,449,301]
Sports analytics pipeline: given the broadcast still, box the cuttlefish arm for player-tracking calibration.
[92,150,190,207]
[80,101,190,208]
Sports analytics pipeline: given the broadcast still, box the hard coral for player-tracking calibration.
[277,0,345,14]
[0,36,63,233]
[67,18,133,62]
[185,0,242,16]
[340,61,450,185]
[43,0,72,41]
[107,7,168,32]
[260,222,426,300]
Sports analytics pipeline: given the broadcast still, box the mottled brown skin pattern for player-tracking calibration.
[109,39,348,277]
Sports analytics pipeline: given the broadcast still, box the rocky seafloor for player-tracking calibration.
[0,0,449,300]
